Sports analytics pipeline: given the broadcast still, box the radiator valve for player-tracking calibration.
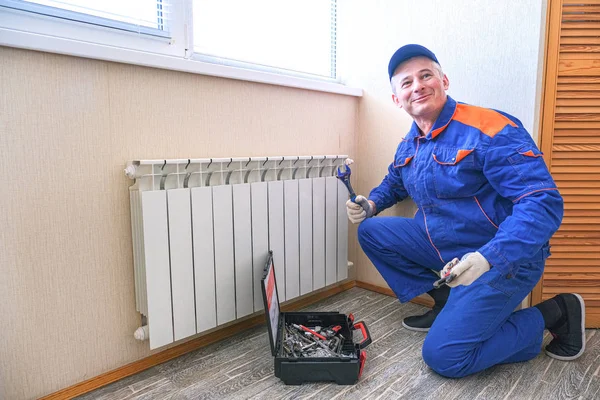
[134,325,149,341]
[124,164,137,179]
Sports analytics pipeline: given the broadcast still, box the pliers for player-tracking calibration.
[433,258,460,289]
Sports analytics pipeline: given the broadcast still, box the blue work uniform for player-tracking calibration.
[357,96,563,377]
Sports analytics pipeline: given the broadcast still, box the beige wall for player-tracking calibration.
[0,47,358,400]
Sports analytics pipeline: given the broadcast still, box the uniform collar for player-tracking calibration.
[406,95,457,140]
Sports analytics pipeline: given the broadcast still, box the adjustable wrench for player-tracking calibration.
[336,162,356,202]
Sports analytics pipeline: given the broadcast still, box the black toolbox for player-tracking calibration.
[261,251,372,385]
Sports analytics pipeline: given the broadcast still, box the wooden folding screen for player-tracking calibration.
[536,0,600,328]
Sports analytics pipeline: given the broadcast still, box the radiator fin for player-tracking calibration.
[141,191,174,349]
[312,178,326,290]
[233,184,253,319]
[213,185,236,325]
[167,189,196,341]
[191,187,217,333]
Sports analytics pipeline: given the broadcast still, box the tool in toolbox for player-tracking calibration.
[335,158,357,202]
[291,323,327,341]
[261,251,372,385]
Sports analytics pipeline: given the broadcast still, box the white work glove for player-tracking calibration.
[346,195,375,224]
[441,252,490,287]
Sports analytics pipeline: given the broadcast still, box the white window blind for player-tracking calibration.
[0,0,171,37]
[192,0,337,79]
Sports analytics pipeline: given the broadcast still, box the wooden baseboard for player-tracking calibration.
[40,280,356,400]
[355,280,434,308]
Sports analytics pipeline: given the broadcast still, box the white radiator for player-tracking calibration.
[125,156,350,349]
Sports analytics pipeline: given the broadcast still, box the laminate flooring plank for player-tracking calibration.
[352,297,403,325]
[365,304,414,334]
[167,349,258,390]
[528,355,571,400]
[359,344,424,399]
[537,330,600,400]
[363,314,426,356]
[303,287,363,310]
[187,357,274,399]
[308,291,392,318]
[327,288,394,313]
[363,384,400,400]
[224,375,282,400]
[74,368,163,400]
[128,370,172,394]
[390,357,448,400]
[169,329,275,398]
[155,327,266,377]
[74,385,134,400]
[377,388,403,400]
[164,337,270,394]
[580,342,600,400]
[125,378,174,400]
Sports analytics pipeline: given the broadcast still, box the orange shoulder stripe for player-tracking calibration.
[453,103,517,138]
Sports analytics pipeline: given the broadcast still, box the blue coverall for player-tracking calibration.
[358,96,564,378]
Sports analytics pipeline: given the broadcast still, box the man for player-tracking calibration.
[347,44,585,378]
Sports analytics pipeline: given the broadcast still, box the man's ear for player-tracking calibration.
[443,74,449,90]
[392,94,402,109]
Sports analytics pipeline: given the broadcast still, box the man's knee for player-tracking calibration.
[422,333,470,379]
[357,218,379,248]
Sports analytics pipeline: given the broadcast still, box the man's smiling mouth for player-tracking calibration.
[412,94,431,103]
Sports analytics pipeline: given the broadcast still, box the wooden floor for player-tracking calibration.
[77,288,600,400]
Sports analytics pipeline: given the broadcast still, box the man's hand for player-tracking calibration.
[442,252,490,287]
[346,195,375,224]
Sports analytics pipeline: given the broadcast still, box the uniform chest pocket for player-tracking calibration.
[432,147,484,199]
[394,153,414,168]
[393,152,415,192]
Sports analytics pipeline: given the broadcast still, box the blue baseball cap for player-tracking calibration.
[388,44,439,81]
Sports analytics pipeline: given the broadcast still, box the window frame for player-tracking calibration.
[0,0,172,38]
[0,0,361,96]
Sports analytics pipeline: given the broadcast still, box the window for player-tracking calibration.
[0,0,171,37]
[192,0,337,79]
[0,0,357,95]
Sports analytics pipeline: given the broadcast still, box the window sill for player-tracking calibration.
[0,28,363,97]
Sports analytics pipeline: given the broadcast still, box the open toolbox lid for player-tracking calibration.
[261,251,281,356]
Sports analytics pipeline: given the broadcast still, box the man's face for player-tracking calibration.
[391,56,449,120]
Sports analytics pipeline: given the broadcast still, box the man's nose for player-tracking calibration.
[413,80,425,92]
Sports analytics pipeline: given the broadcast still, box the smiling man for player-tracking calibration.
[346,44,586,377]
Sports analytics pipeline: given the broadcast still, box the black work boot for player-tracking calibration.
[402,285,450,332]
[536,293,586,361]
